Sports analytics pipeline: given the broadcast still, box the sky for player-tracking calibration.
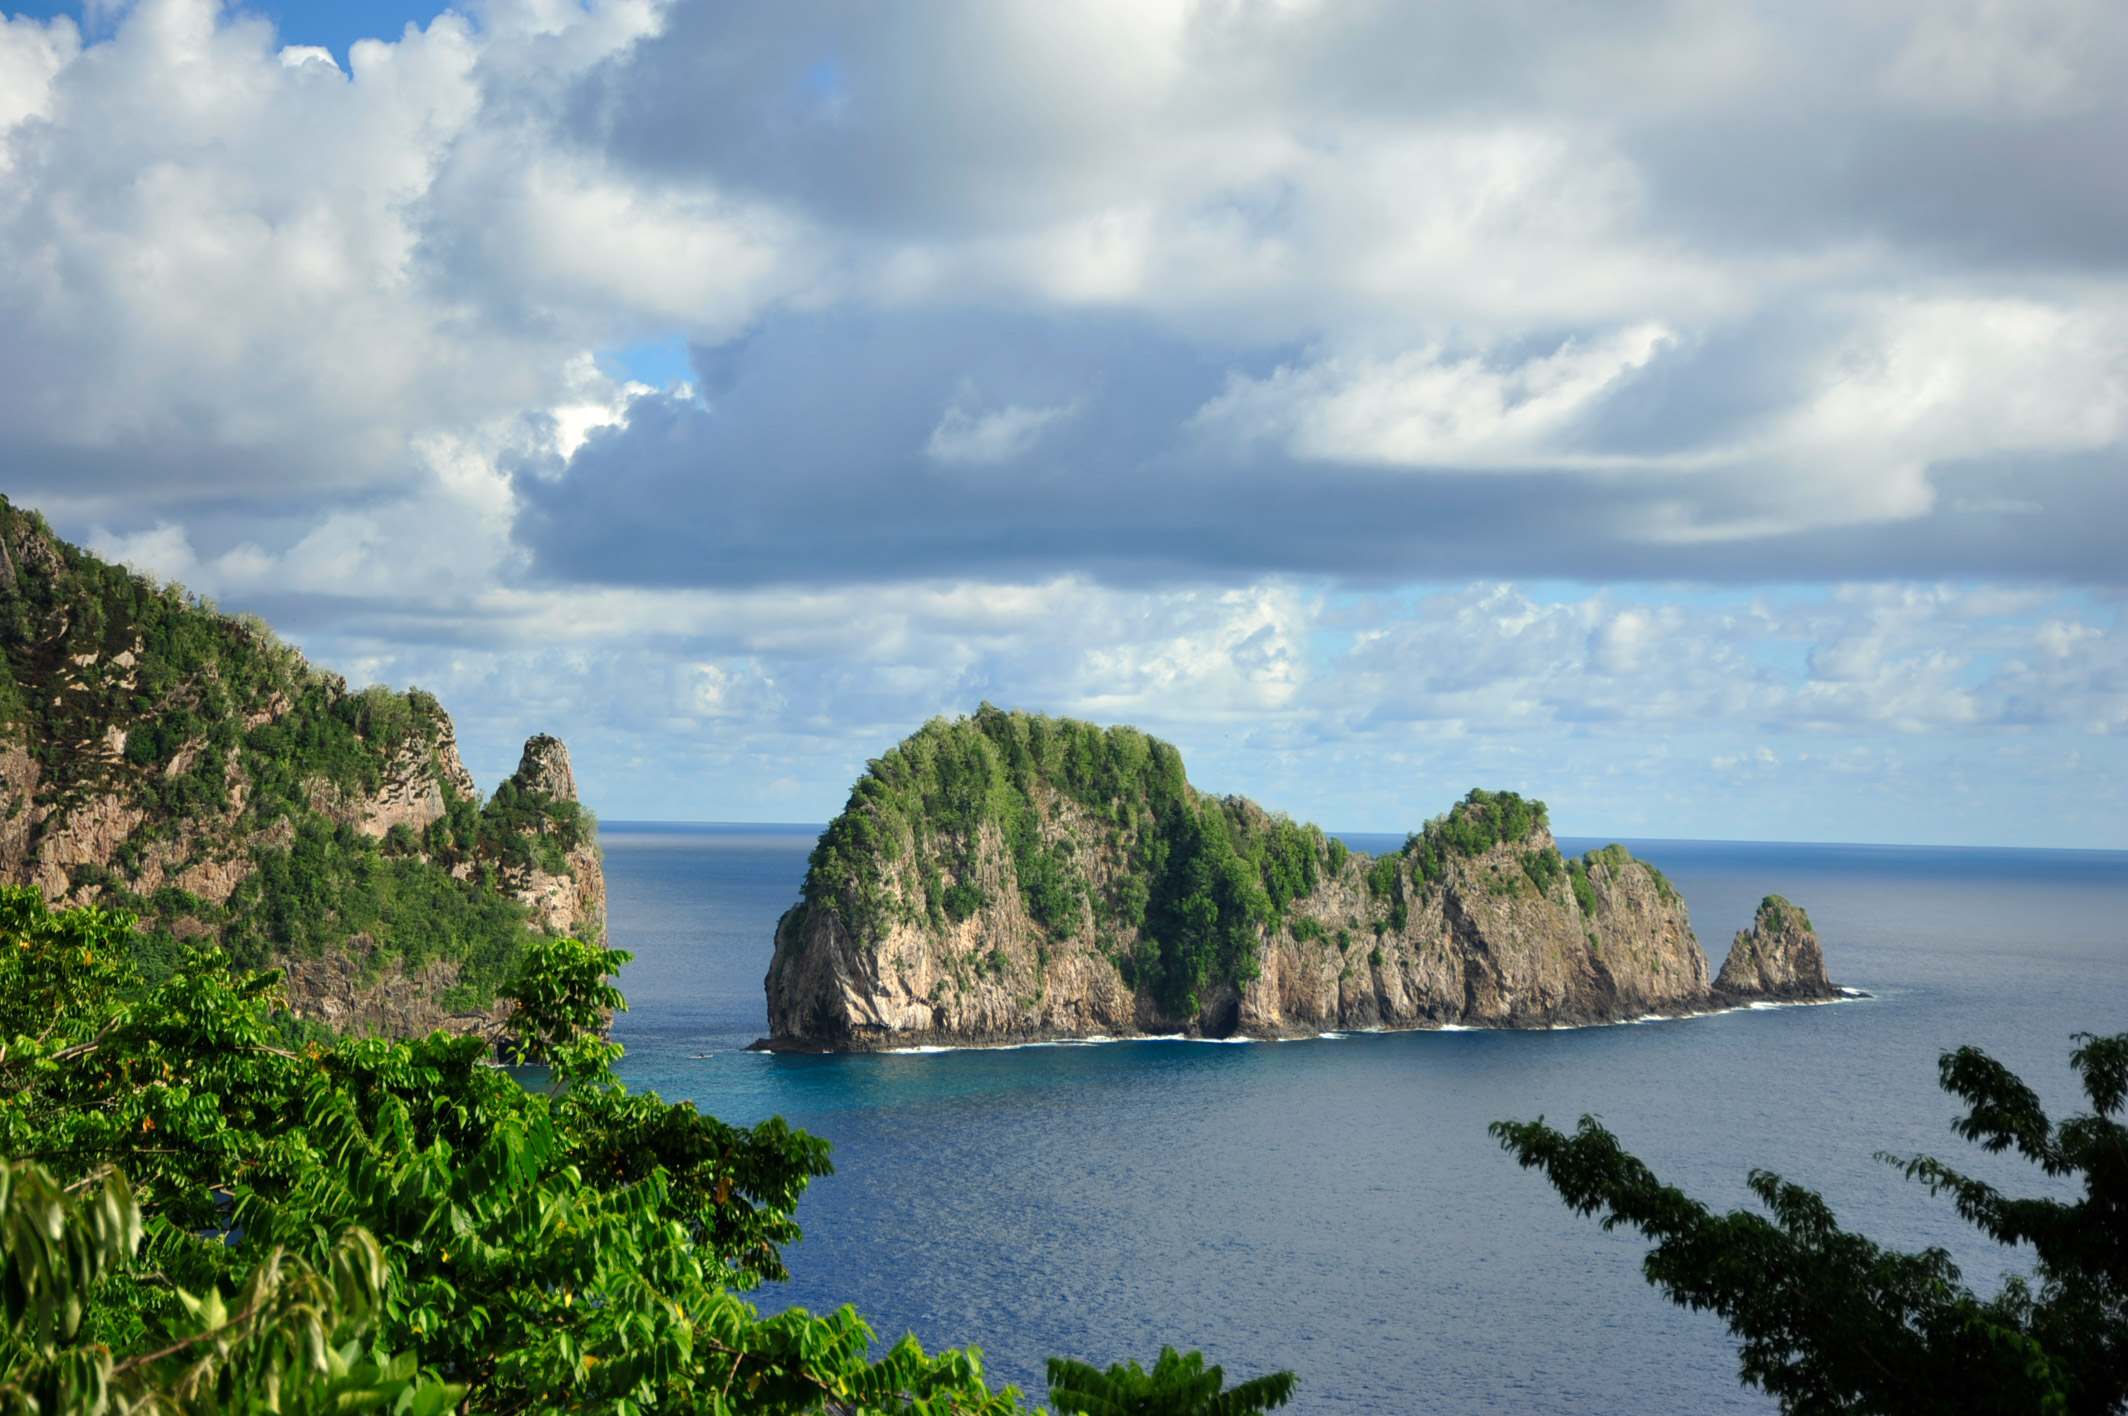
[2,0,2125,846]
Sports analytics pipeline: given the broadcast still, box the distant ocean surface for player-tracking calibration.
[604,823,2128,1414]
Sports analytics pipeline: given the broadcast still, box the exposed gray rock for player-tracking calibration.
[1714,895,1839,1002]
[761,813,1745,1052]
[513,734,577,803]
[498,734,605,942]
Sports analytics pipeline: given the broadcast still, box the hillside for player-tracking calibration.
[761,706,1836,1050]
[0,497,603,1041]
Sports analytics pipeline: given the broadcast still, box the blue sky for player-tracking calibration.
[14,0,433,58]
[3,0,2125,845]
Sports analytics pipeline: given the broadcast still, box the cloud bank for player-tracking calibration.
[4,0,2124,841]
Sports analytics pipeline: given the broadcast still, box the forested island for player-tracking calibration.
[0,496,604,1045]
[761,706,1837,1051]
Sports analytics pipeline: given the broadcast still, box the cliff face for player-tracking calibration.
[761,708,1836,1051]
[490,735,607,942]
[1714,896,1837,1002]
[0,498,605,1043]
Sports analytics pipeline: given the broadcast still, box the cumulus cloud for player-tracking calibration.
[1196,325,1675,468]
[6,0,2128,841]
[6,0,2127,576]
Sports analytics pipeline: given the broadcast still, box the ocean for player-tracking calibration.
[604,823,2128,1414]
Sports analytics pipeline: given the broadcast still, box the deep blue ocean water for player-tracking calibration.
[603,823,2128,1413]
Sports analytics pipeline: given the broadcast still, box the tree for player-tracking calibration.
[0,1158,462,1416]
[1491,1032,2128,1415]
[0,884,1297,1414]
[1046,1348,1295,1416]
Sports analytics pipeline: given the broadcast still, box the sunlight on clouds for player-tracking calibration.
[1198,324,1673,467]
[461,153,810,335]
[8,0,2128,843]
[0,12,77,143]
[1756,294,2128,522]
[277,45,339,70]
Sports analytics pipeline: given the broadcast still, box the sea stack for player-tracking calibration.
[1713,896,1839,1002]
[758,706,1839,1052]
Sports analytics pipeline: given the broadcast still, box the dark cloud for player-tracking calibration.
[513,308,2128,589]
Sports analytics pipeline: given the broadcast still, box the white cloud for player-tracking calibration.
[1726,294,2128,533]
[0,11,77,144]
[260,557,2126,842]
[1197,324,1673,467]
[0,0,802,502]
[277,44,340,70]
[10,0,2128,846]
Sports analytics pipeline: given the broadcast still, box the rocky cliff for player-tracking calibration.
[0,497,605,1043]
[1713,895,1837,1002]
[760,707,1838,1051]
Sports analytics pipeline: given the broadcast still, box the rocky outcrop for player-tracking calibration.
[275,730,605,1033]
[0,747,39,880]
[513,734,576,802]
[31,793,147,902]
[278,937,513,1044]
[1714,895,1838,1002]
[759,710,1840,1053]
[0,496,607,1046]
[764,822,1734,1050]
[496,736,606,941]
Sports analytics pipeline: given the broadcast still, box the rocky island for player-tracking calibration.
[0,497,604,1045]
[760,706,1839,1051]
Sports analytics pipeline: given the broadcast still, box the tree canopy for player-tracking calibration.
[1493,1032,2128,1415]
[0,884,1293,1414]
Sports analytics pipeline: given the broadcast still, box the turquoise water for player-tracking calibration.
[605,824,2128,1413]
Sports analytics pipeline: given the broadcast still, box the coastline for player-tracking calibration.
[745,987,1870,1056]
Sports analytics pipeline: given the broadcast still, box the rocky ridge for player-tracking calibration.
[0,497,605,1044]
[760,709,1840,1052]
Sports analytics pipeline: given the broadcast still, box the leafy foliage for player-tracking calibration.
[1045,1348,1295,1416]
[0,884,1291,1414]
[0,1159,462,1416]
[1401,789,1549,889]
[1492,1032,2128,1415]
[1519,846,1566,898]
[1756,895,1813,934]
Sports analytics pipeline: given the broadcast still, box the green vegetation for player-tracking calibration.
[1400,789,1548,889]
[0,886,1293,1414]
[1565,858,1598,915]
[1493,1032,2128,1415]
[1574,842,1678,905]
[0,499,590,1012]
[1755,894,1813,934]
[1047,1348,1295,1416]
[804,707,1345,1019]
[800,714,1664,1029]
[1520,845,1567,898]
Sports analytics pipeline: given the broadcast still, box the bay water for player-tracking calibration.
[606,823,2128,1413]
